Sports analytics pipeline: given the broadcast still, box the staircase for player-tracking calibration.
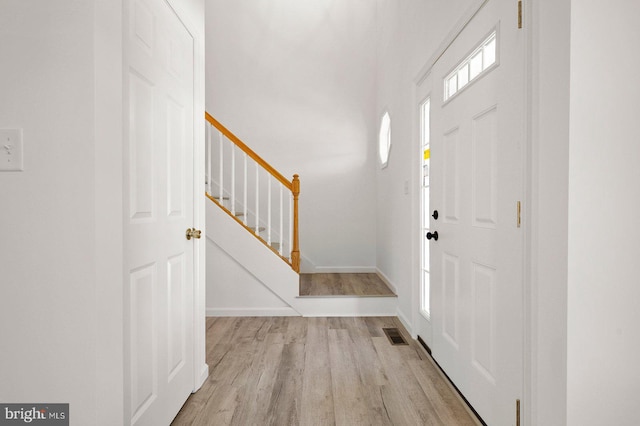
[204,112,397,316]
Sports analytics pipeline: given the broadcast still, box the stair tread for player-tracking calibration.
[299,273,397,297]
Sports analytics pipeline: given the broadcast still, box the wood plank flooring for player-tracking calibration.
[172,317,478,426]
[299,273,396,296]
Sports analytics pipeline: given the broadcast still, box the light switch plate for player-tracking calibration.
[0,129,24,171]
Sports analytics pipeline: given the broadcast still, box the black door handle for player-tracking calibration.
[426,231,438,241]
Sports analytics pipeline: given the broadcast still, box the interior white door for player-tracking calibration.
[124,0,196,425]
[429,0,524,425]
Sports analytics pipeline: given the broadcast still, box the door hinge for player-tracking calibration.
[516,399,521,426]
[518,0,523,28]
[517,201,522,228]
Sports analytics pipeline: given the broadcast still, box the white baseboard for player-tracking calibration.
[295,295,397,317]
[300,255,317,273]
[206,307,300,317]
[376,269,413,335]
[375,268,398,295]
[396,307,413,337]
[195,364,209,392]
[313,266,377,273]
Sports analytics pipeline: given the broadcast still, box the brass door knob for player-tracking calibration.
[186,228,202,240]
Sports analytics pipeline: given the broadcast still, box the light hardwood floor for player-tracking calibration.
[299,273,396,296]
[172,317,478,426]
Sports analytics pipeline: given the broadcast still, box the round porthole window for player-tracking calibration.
[379,111,391,168]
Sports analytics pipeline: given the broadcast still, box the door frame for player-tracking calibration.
[413,78,434,346]
[410,0,532,423]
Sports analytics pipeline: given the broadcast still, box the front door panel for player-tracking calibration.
[429,0,524,424]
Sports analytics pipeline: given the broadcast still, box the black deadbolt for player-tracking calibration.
[432,210,439,220]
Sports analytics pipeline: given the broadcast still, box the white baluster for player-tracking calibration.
[255,163,260,235]
[279,185,284,255]
[231,143,236,215]
[267,176,272,245]
[243,153,248,225]
[218,131,224,205]
[289,190,293,259]
[207,124,212,195]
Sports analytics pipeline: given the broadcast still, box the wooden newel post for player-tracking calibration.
[291,174,300,273]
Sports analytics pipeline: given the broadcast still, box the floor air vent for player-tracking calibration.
[383,328,409,345]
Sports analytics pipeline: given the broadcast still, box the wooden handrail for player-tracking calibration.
[205,112,292,191]
[205,111,300,273]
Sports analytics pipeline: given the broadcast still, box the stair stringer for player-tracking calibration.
[206,200,302,315]
[206,201,400,317]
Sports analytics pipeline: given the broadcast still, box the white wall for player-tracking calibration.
[374,0,475,333]
[206,239,294,316]
[205,0,378,272]
[0,2,99,424]
[567,2,640,425]
[94,0,124,424]
[0,0,204,424]
[528,0,571,424]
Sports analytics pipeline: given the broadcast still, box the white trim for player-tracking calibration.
[523,0,535,424]
[314,266,377,273]
[206,307,299,317]
[94,1,124,424]
[300,255,380,276]
[412,76,436,351]
[396,307,414,338]
[297,294,397,299]
[299,254,317,273]
[300,258,377,275]
[414,0,489,84]
[375,268,398,295]
[196,364,209,390]
[412,79,428,357]
[295,296,397,317]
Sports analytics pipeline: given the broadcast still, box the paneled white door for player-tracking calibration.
[429,0,524,424]
[124,0,195,424]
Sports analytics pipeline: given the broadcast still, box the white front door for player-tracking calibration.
[124,0,196,424]
[429,0,524,424]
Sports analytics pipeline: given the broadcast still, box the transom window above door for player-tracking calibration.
[444,30,498,102]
